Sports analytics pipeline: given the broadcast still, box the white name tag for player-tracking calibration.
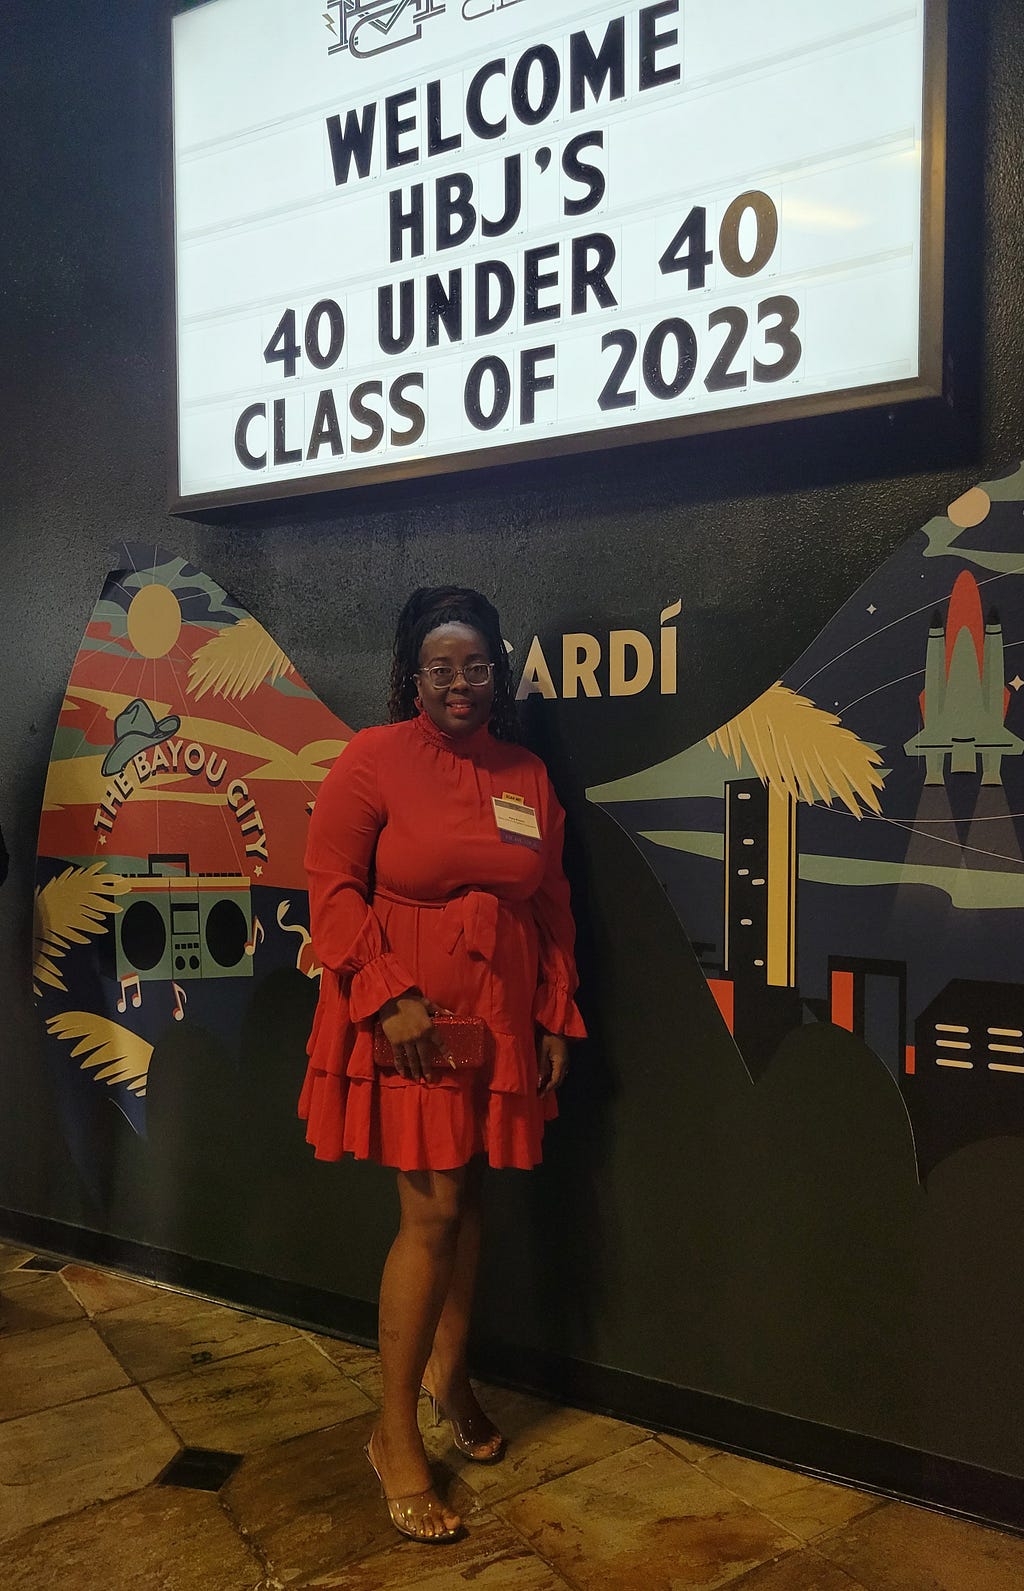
[492,794,542,848]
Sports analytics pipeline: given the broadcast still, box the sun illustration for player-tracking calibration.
[127,583,183,659]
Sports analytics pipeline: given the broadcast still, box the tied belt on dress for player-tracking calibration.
[372,887,512,962]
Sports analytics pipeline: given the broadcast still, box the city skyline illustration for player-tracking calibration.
[589,460,1024,1175]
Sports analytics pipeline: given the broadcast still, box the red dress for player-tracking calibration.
[298,712,586,1171]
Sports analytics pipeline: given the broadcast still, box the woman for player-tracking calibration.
[299,586,585,1544]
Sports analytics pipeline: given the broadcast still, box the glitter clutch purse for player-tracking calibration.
[372,1013,488,1071]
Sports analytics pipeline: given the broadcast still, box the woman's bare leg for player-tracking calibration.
[371,1167,464,1534]
[422,1157,502,1454]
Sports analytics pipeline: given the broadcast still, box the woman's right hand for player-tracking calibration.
[378,992,449,1081]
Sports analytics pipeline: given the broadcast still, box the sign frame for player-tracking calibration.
[167,0,949,514]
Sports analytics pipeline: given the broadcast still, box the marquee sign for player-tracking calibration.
[171,0,946,508]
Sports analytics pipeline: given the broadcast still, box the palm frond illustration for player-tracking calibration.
[33,865,130,997]
[708,682,885,816]
[188,616,294,701]
[46,1012,152,1096]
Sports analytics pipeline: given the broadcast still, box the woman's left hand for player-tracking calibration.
[537,1032,570,1096]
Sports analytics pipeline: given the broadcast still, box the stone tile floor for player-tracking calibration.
[1,1241,1023,1589]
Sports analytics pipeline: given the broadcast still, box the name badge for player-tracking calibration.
[492,795,542,850]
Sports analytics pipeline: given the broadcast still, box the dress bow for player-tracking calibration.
[439,890,499,962]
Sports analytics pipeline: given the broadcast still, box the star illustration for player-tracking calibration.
[97,834,107,846]
[253,864,264,877]
[1011,676,1024,692]
[867,604,877,615]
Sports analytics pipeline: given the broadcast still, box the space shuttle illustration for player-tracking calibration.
[904,570,1024,785]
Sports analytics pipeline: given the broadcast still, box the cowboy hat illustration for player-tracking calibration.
[102,699,181,777]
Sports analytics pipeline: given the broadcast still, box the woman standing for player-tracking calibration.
[299,587,585,1544]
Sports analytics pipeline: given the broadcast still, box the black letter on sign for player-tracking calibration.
[326,104,377,185]
[234,403,267,470]
[524,244,560,325]
[426,80,462,156]
[306,390,345,459]
[385,88,419,169]
[643,318,697,399]
[520,345,556,424]
[569,18,626,111]
[639,2,681,90]
[465,356,512,431]
[562,132,606,217]
[512,45,560,126]
[437,173,477,251]
[273,398,302,465]
[467,59,507,140]
[475,260,515,336]
[426,272,464,346]
[378,280,415,355]
[350,381,386,454]
[389,184,425,263]
[571,233,618,314]
[390,374,426,446]
[481,156,523,239]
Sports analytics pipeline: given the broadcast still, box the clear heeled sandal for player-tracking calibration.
[421,1385,507,1464]
[363,1437,464,1544]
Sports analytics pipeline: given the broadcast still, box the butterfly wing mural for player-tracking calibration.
[34,545,351,1171]
[589,461,1024,1178]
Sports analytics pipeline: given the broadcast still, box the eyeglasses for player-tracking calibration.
[416,662,495,689]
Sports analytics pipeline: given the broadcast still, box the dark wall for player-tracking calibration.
[3,0,1024,1491]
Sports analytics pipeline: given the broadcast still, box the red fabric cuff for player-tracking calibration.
[533,980,587,1039]
[349,952,418,1024]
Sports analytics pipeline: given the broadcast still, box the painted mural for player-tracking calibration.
[36,473,1024,1188]
[33,545,350,1159]
[589,460,1024,1177]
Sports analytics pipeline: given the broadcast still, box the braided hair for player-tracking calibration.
[387,586,520,742]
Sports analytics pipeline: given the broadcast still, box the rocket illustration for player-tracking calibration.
[904,570,1023,785]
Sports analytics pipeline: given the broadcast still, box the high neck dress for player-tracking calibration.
[298,712,585,1171]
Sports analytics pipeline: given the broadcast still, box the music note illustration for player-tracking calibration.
[117,973,142,1013]
[244,916,265,957]
[172,982,187,1022]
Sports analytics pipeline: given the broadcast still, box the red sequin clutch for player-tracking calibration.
[372,1013,488,1071]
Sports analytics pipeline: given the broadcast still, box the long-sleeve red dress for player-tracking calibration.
[298,711,586,1172]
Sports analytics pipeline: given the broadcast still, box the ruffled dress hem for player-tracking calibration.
[297,1060,559,1172]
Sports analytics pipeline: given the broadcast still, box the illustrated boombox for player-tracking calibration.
[115,855,254,985]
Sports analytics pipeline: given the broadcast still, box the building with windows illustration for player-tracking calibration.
[905,979,1024,1172]
[705,777,801,1077]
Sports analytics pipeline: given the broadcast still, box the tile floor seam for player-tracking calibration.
[0,1378,175,1434]
[487,1495,590,1591]
[0,1479,133,1550]
[89,1320,310,1385]
[214,1484,287,1590]
[138,1334,355,1382]
[461,1425,654,1510]
[806,1496,908,1557]
[106,1364,198,1459]
[684,1466,888,1548]
[0,1469,169,1556]
[649,1437,897,1540]
[727,1542,873,1591]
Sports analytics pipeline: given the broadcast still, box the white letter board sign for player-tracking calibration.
[171,0,946,509]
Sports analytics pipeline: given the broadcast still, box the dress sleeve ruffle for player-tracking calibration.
[531,785,587,1041]
[305,732,415,1018]
[349,950,418,1024]
[533,978,587,1038]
